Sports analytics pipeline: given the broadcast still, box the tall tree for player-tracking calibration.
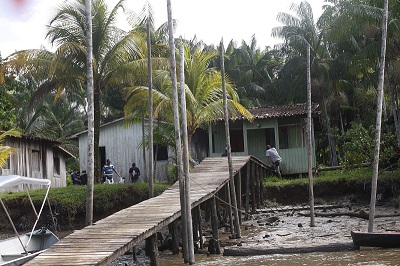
[0,129,21,167]
[5,0,158,181]
[84,0,95,226]
[272,0,339,166]
[369,0,389,233]
[124,45,252,153]
[166,0,192,263]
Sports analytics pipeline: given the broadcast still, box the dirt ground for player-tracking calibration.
[221,202,400,255]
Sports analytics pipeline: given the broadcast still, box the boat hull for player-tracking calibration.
[351,230,400,248]
[0,229,59,265]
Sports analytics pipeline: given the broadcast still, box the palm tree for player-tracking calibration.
[124,45,252,152]
[224,36,282,107]
[369,0,389,233]
[0,129,20,167]
[4,0,167,179]
[272,1,339,166]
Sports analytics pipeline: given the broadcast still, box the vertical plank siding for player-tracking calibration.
[0,137,68,192]
[78,120,169,181]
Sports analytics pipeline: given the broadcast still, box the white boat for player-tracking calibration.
[0,175,59,266]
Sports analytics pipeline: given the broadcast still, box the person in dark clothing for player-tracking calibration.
[71,169,81,185]
[129,163,140,182]
[221,147,228,157]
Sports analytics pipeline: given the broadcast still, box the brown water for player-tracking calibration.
[110,248,400,266]
[157,249,400,266]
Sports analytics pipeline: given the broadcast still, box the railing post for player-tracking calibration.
[245,162,250,220]
[255,165,260,209]
[260,167,264,208]
[236,171,242,225]
[251,162,256,213]
[168,221,179,255]
[145,233,158,266]
[211,196,219,240]
[197,205,204,249]
[226,183,234,234]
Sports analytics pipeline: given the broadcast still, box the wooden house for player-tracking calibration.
[71,118,171,181]
[208,103,320,175]
[1,134,73,190]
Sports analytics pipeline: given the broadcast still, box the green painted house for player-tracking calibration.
[207,103,320,175]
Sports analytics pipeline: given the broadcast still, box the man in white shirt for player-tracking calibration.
[266,145,282,178]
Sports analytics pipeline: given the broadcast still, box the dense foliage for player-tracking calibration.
[1,0,400,170]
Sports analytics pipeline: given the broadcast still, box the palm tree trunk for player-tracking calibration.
[147,18,154,198]
[307,44,315,227]
[220,40,241,238]
[322,96,338,166]
[179,43,195,263]
[84,0,94,226]
[94,86,101,181]
[389,78,400,143]
[166,0,192,262]
[368,0,388,232]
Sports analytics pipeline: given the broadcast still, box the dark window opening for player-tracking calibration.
[53,151,60,175]
[265,128,276,148]
[279,127,289,149]
[230,130,244,152]
[154,145,168,161]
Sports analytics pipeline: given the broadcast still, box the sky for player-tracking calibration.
[1,0,326,57]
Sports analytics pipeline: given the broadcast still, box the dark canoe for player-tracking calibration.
[351,230,400,248]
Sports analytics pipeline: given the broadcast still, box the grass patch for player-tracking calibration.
[265,166,400,187]
[0,182,171,230]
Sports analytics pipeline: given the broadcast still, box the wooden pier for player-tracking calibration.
[25,156,267,265]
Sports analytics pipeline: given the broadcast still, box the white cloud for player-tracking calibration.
[1,0,325,57]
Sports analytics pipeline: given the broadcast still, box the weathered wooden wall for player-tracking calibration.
[0,136,68,192]
[78,119,169,181]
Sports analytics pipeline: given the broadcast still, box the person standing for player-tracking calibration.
[102,159,121,184]
[266,145,282,178]
[71,169,81,185]
[129,163,140,183]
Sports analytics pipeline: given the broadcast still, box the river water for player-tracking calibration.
[113,248,400,266]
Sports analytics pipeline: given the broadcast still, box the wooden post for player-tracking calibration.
[226,183,234,234]
[211,196,219,239]
[132,246,137,262]
[237,170,242,224]
[245,162,250,220]
[255,165,260,209]
[146,234,158,266]
[197,206,204,249]
[260,167,264,208]
[251,162,256,213]
[168,221,179,255]
[192,209,199,252]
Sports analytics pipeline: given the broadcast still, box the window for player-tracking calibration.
[230,130,244,152]
[278,125,305,149]
[154,145,168,161]
[53,151,60,175]
[31,150,40,172]
[279,127,289,149]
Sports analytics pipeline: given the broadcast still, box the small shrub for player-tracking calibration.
[391,197,400,208]
[314,198,327,205]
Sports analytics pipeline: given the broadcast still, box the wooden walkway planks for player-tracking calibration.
[25,156,253,266]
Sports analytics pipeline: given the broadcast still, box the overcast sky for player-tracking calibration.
[1,0,326,57]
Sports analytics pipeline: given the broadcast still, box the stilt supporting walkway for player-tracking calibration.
[25,156,267,265]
